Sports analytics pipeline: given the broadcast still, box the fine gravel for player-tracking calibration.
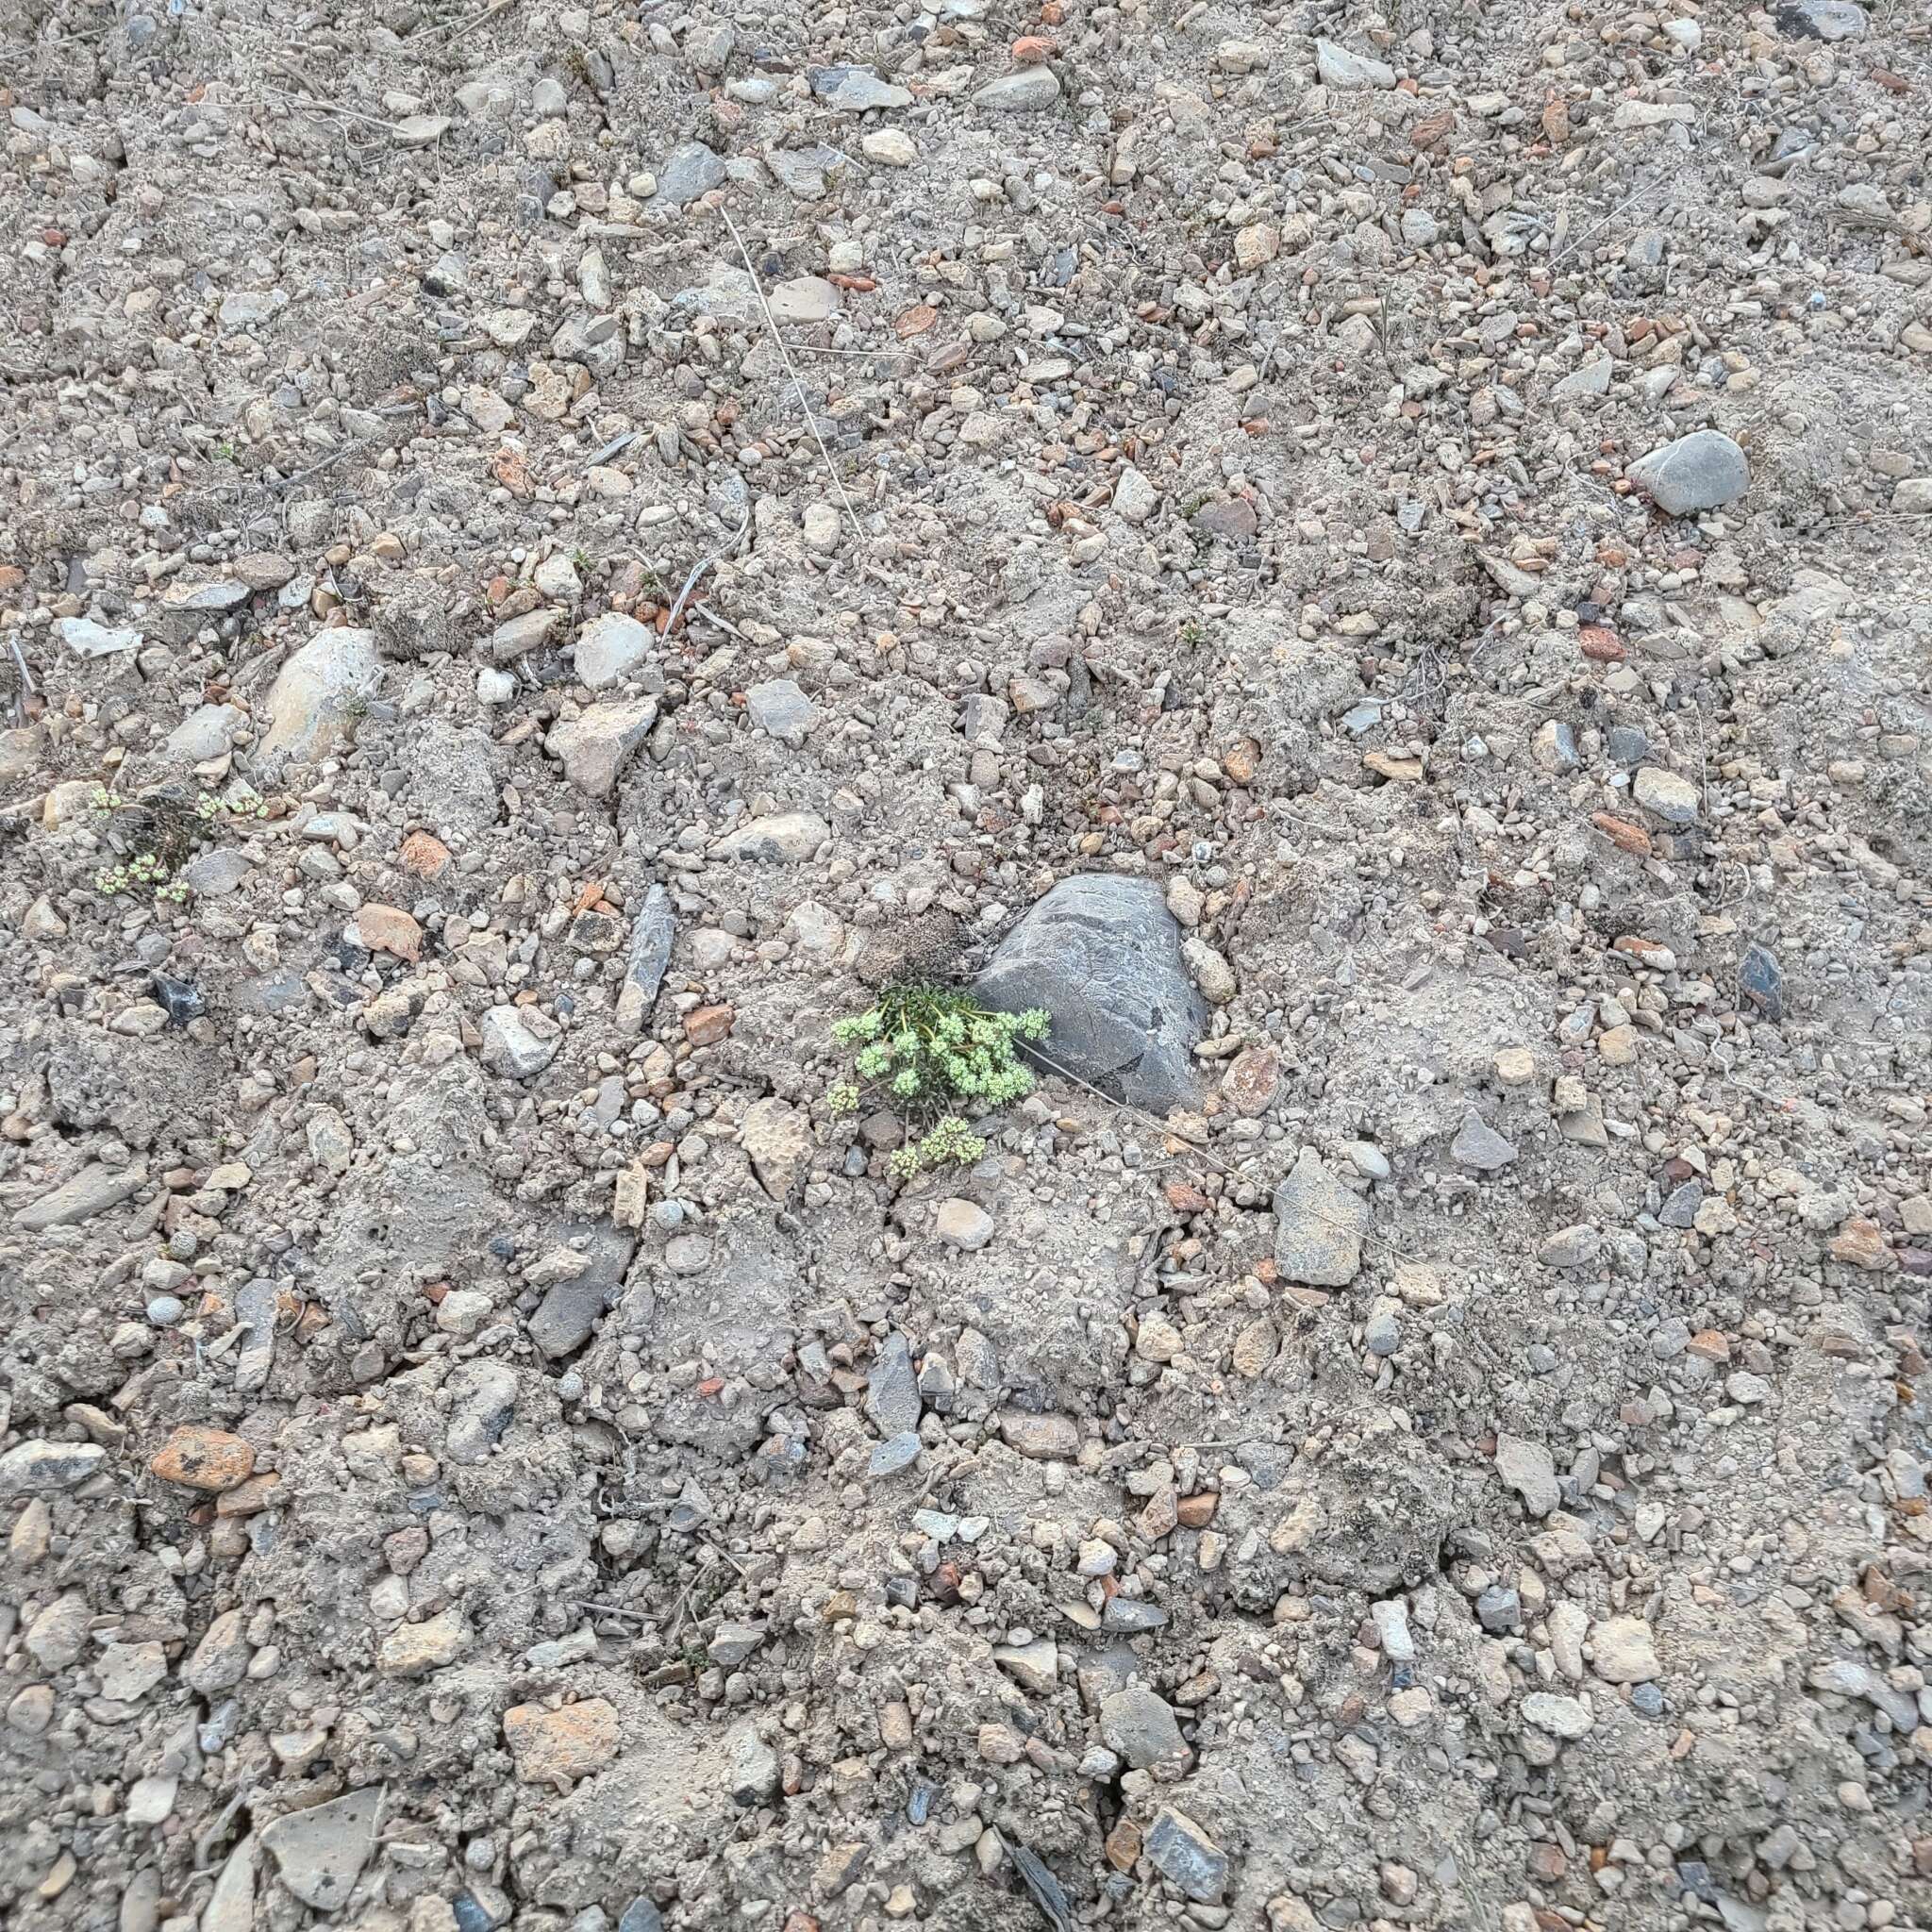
[3,1,1932,1930]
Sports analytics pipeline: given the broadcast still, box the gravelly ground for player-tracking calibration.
[3,2,1932,1930]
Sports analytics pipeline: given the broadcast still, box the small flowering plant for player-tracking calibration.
[826,983,1052,1178]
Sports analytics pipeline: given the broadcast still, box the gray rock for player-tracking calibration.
[1451,1110,1518,1172]
[867,1432,921,1477]
[183,848,255,897]
[1272,1147,1369,1286]
[714,811,830,863]
[974,875,1206,1113]
[1315,38,1396,87]
[764,144,850,202]
[974,69,1062,110]
[546,698,658,797]
[707,1623,766,1668]
[745,678,814,743]
[1658,1181,1702,1229]
[1552,358,1612,399]
[808,66,913,111]
[58,616,141,658]
[491,608,559,663]
[865,1332,922,1438]
[1100,1597,1168,1633]
[1362,1300,1402,1357]
[14,1161,147,1231]
[616,885,675,1032]
[1633,765,1700,824]
[1476,1585,1523,1634]
[1144,1807,1226,1904]
[1099,1686,1186,1769]
[999,1410,1078,1460]
[479,1006,560,1078]
[445,1361,517,1464]
[574,612,654,690]
[1496,1433,1560,1517]
[260,629,380,767]
[231,1275,278,1394]
[727,1724,779,1807]
[528,1224,635,1358]
[1739,943,1784,1022]
[0,1440,108,1492]
[992,1637,1058,1694]
[1776,0,1866,40]
[657,142,727,207]
[259,1787,382,1911]
[617,1901,663,1932]
[165,703,245,763]
[684,19,735,71]
[1522,1691,1594,1740]
[1606,724,1650,765]
[1540,1223,1603,1270]
[1628,430,1749,515]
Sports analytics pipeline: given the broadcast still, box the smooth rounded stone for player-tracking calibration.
[480,1005,560,1078]
[1632,765,1700,824]
[1272,1147,1369,1286]
[1315,38,1396,87]
[146,1294,186,1326]
[1399,207,1440,248]
[259,629,380,768]
[714,810,831,862]
[936,1198,994,1250]
[1362,1299,1402,1357]
[768,276,839,324]
[745,678,814,742]
[809,65,913,110]
[258,1787,382,1910]
[1451,1110,1517,1172]
[861,128,918,166]
[974,69,1061,110]
[1522,1691,1594,1740]
[1892,477,1932,515]
[1627,430,1749,515]
[654,142,727,207]
[1099,1686,1186,1770]
[998,1409,1077,1460]
[573,612,654,690]
[974,874,1207,1114]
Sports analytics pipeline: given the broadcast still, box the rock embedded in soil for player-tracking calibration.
[258,1787,382,1909]
[1272,1147,1369,1285]
[504,1699,622,1782]
[1627,430,1750,515]
[259,629,380,767]
[974,874,1206,1113]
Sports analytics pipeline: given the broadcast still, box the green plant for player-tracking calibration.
[572,547,591,575]
[1179,618,1207,646]
[828,985,1051,1179]
[90,783,267,903]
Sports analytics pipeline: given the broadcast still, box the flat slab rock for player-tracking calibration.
[974,874,1206,1113]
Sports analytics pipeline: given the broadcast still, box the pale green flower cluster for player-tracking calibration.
[94,853,187,903]
[827,983,1053,1174]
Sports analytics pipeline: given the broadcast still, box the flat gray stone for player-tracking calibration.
[259,1787,382,1911]
[527,1223,637,1358]
[974,874,1206,1114]
[808,66,913,111]
[864,1332,921,1438]
[14,1161,146,1231]
[479,1005,560,1078]
[546,697,658,797]
[165,703,245,762]
[1628,431,1749,515]
[974,69,1062,110]
[491,608,560,663]
[1496,1433,1560,1517]
[1144,1807,1226,1903]
[58,616,141,658]
[657,142,727,207]
[259,629,380,767]
[745,678,814,743]
[1099,1686,1186,1770]
[1272,1148,1368,1286]
[574,612,654,690]
[1316,38,1396,87]
[1451,1109,1518,1173]
[615,884,674,1032]
[867,1432,921,1477]
[714,811,830,862]
[0,1440,108,1492]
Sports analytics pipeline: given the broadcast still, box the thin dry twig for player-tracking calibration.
[717,203,863,536]
[1022,1042,1234,1174]
[665,506,751,634]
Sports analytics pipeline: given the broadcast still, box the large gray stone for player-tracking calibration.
[259,1787,382,1910]
[259,630,380,767]
[1099,1685,1186,1770]
[1628,431,1749,515]
[974,875,1205,1113]
[656,142,726,208]
[1272,1148,1368,1286]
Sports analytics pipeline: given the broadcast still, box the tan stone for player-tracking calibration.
[504,1698,621,1782]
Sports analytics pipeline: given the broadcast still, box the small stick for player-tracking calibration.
[664,506,750,634]
[717,203,863,536]
[1023,1042,1235,1174]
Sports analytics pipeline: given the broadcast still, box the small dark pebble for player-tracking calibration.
[452,1896,495,1932]
[1658,1181,1702,1230]
[150,972,206,1024]
[884,1574,918,1610]
[908,1778,937,1826]
[1009,1842,1075,1932]
[1676,1860,1720,1904]
[1739,942,1784,1022]
[1629,1681,1665,1717]
[617,1899,663,1932]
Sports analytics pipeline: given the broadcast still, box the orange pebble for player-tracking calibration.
[1012,35,1056,62]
